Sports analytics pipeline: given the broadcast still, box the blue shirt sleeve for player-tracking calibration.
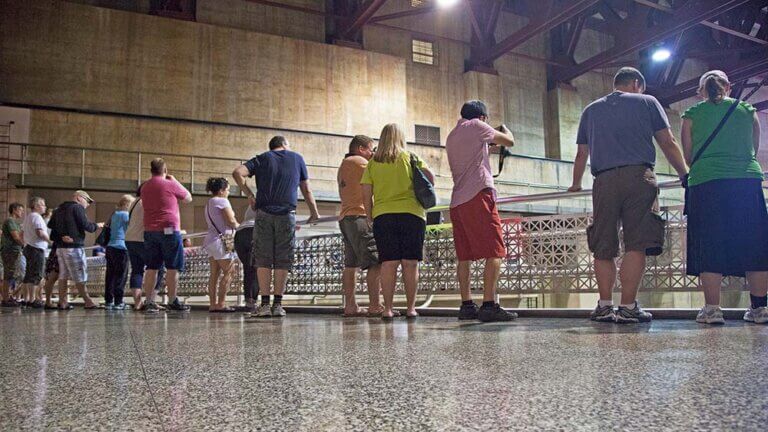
[576,109,589,145]
[244,156,260,177]
[298,155,308,182]
[647,96,670,132]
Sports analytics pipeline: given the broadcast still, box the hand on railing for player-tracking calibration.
[567,184,583,193]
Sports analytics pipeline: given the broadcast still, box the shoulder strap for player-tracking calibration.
[128,198,140,219]
[206,201,224,235]
[691,99,741,166]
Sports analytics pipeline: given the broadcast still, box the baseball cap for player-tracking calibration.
[74,190,94,204]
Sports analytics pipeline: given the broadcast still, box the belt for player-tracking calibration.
[594,163,653,176]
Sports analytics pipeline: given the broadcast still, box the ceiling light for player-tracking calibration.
[436,0,459,8]
[651,48,672,62]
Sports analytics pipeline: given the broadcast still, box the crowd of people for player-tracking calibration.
[0,67,766,325]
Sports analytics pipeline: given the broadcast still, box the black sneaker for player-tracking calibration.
[458,303,479,320]
[590,303,616,322]
[615,302,653,324]
[167,298,190,312]
[144,301,160,314]
[1,299,21,308]
[477,303,517,322]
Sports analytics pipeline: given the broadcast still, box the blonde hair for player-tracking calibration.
[698,70,729,104]
[117,194,135,211]
[374,124,406,163]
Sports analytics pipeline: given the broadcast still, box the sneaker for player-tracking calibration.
[271,304,286,317]
[144,301,160,314]
[477,303,517,322]
[615,302,653,324]
[458,302,479,321]
[113,303,126,311]
[1,299,21,308]
[590,304,616,322]
[30,300,45,309]
[743,306,768,324]
[104,302,114,311]
[696,306,725,325]
[255,304,272,318]
[167,298,190,312]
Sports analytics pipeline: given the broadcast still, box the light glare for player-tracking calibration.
[436,0,460,7]
[651,48,672,62]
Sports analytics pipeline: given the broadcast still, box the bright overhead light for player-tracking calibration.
[436,0,459,7]
[651,48,672,62]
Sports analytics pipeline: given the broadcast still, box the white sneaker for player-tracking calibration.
[696,306,725,325]
[743,306,768,324]
[271,304,286,317]
[254,304,272,318]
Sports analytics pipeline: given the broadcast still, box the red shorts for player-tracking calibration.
[450,188,506,261]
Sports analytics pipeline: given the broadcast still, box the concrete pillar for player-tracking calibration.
[462,71,506,122]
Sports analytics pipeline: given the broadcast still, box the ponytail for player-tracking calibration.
[701,73,729,104]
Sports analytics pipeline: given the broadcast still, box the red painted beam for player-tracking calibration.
[340,0,390,39]
[474,0,601,65]
[552,0,752,83]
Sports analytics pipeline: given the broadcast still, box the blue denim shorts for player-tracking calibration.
[144,231,185,271]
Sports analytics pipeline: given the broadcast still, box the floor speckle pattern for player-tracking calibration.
[1,308,767,431]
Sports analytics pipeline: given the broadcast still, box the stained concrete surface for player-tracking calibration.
[1,308,767,431]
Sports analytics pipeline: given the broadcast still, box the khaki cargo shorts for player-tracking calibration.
[339,216,378,270]
[587,165,665,260]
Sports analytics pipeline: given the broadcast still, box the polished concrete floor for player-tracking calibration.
[1,308,767,431]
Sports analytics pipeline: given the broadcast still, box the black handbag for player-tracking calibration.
[95,212,113,247]
[409,152,436,209]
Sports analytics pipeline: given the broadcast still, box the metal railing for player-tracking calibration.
[81,185,751,300]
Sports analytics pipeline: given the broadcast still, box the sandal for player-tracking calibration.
[58,304,74,310]
[342,308,369,318]
[84,304,101,310]
[368,308,401,318]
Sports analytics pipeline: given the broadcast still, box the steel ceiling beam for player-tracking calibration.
[339,0,390,39]
[475,0,600,65]
[369,5,437,23]
[654,51,768,104]
[753,100,768,111]
[552,0,752,83]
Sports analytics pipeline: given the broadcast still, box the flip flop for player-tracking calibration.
[342,309,369,318]
[209,307,236,313]
[406,313,419,320]
[58,304,74,310]
[368,309,401,318]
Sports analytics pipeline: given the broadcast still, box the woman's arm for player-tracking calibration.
[753,112,761,155]
[221,206,239,230]
[681,118,693,166]
[362,184,374,224]
[422,167,435,185]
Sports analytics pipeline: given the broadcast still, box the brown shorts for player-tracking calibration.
[588,165,665,260]
[339,216,378,270]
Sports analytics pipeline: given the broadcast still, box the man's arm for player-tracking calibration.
[568,145,589,192]
[299,180,320,223]
[10,228,23,247]
[35,228,50,243]
[491,125,515,147]
[362,184,374,225]
[233,164,256,208]
[167,174,192,204]
[680,119,693,165]
[654,128,688,178]
[75,205,100,233]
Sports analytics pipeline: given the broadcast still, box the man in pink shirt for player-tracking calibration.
[140,158,192,313]
[446,100,516,322]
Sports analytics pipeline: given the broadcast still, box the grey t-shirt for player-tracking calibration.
[577,91,670,175]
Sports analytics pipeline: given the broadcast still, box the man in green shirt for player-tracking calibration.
[1,203,26,307]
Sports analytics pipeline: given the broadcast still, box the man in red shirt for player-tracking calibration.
[139,158,192,313]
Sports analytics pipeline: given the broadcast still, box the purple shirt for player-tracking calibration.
[445,118,497,208]
[204,197,234,247]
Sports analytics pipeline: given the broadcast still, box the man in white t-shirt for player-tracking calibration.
[21,197,50,307]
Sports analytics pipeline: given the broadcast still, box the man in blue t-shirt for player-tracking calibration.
[568,67,688,324]
[233,136,320,318]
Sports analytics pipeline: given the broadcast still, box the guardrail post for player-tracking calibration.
[190,156,195,193]
[20,144,26,186]
[137,152,142,188]
[80,148,86,188]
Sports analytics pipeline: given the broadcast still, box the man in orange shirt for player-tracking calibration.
[337,135,385,317]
